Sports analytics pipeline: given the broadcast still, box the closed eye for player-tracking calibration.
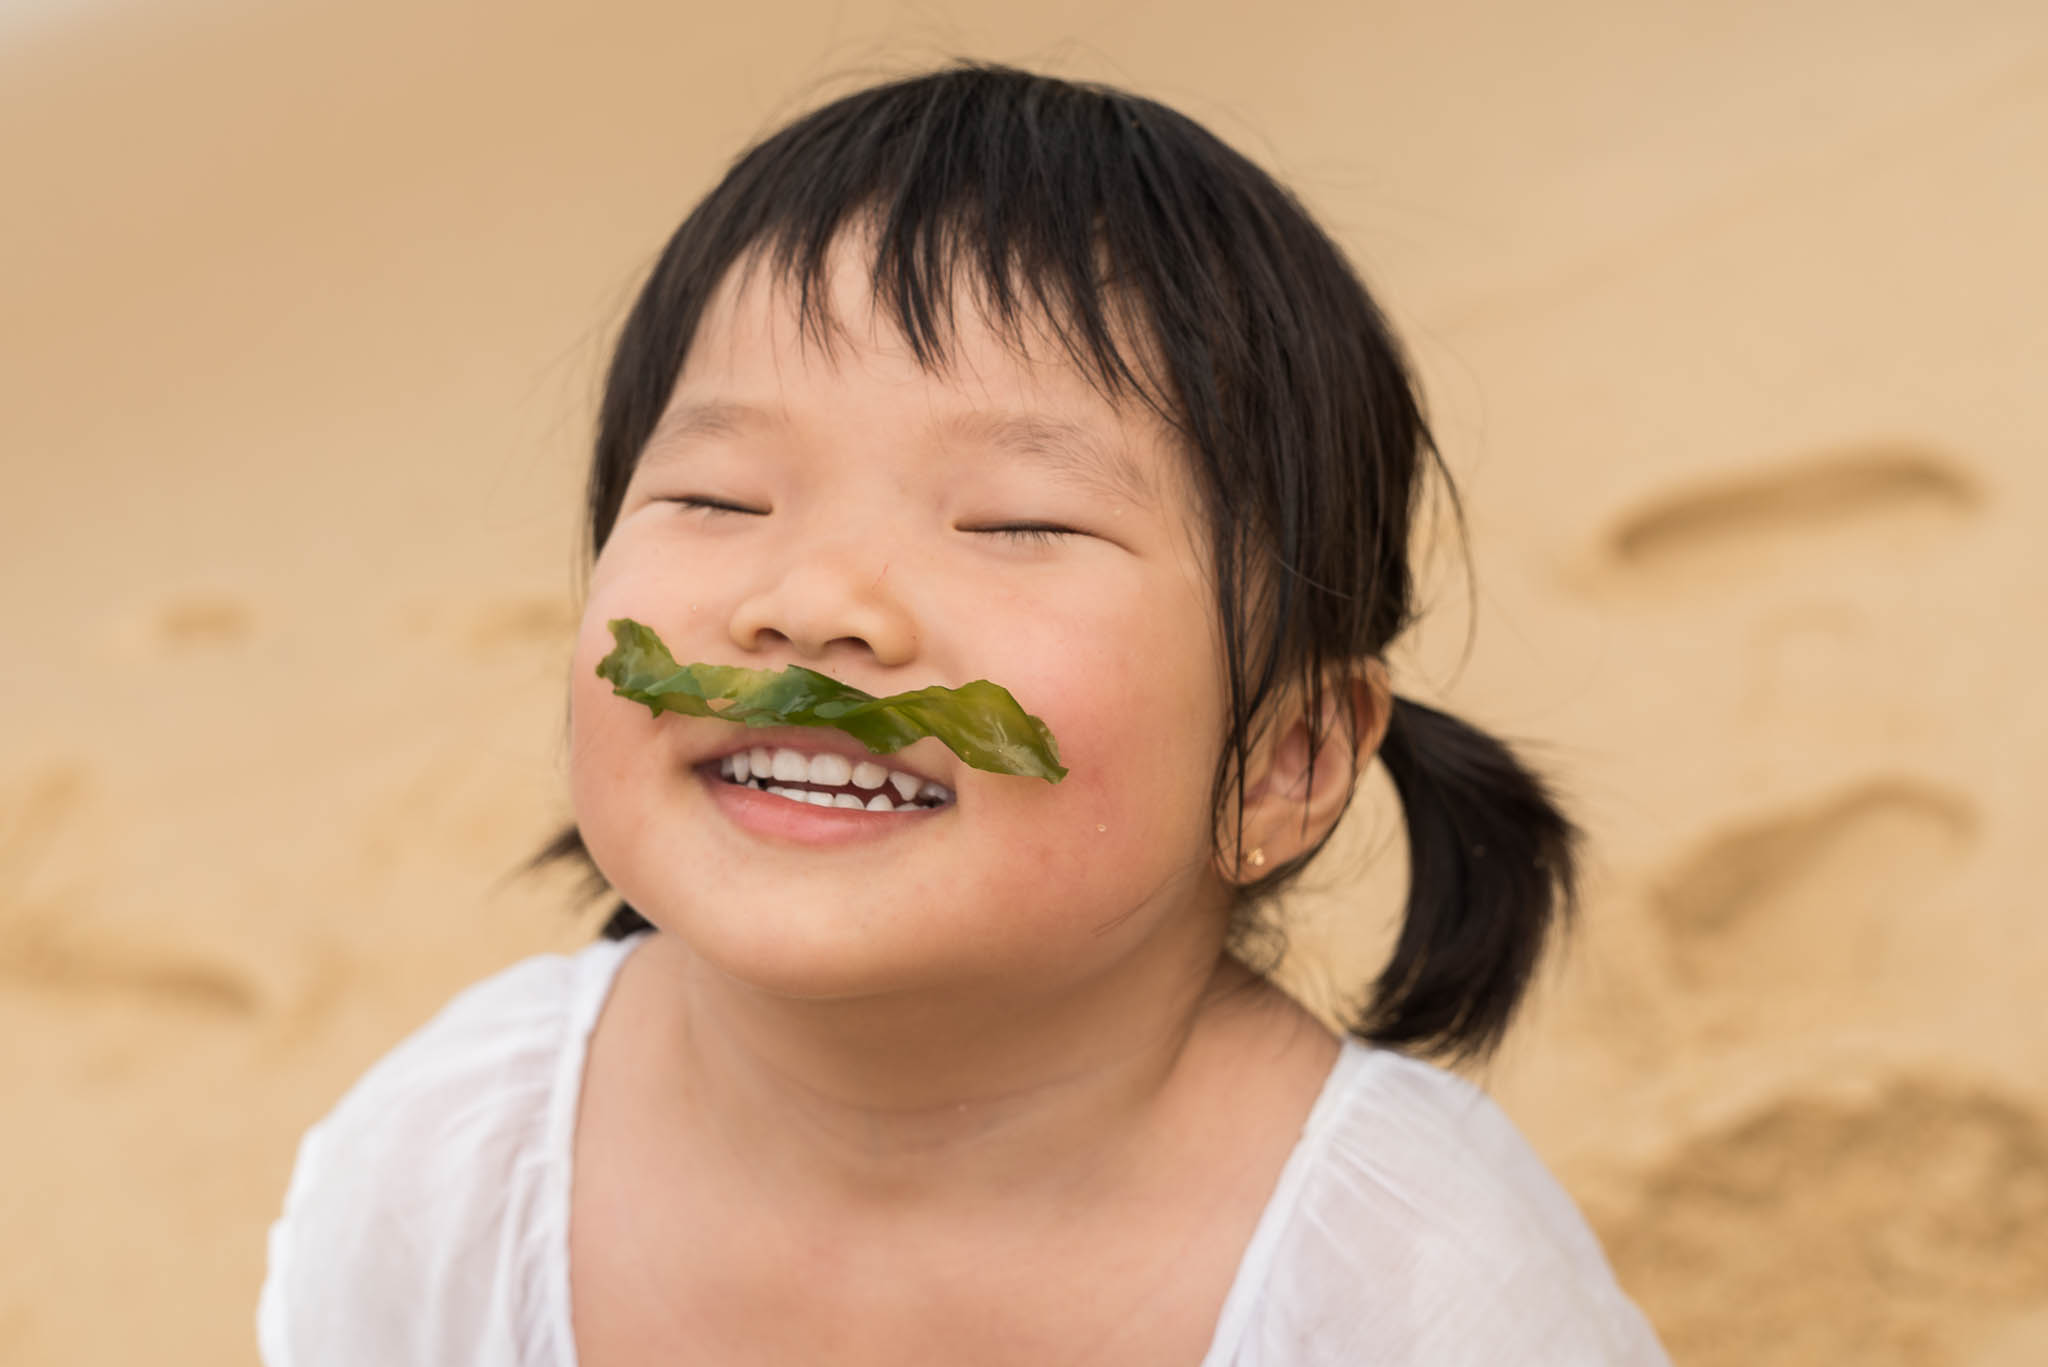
[667,496,768,516]
[968,522,1084,546]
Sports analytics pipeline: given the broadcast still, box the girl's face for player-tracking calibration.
[569,247,1238,1002]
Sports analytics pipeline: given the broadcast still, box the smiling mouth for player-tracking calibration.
[716,746,955,812]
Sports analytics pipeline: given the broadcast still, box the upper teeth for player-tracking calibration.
[718,746,953,808]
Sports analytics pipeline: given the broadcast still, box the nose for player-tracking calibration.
[727,549,919,668]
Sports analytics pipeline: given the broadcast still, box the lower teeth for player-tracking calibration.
[739,776,940,811]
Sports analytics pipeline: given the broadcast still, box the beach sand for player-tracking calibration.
[3,2,2045,1362]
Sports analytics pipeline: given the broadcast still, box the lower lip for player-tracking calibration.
[700,766,945,846]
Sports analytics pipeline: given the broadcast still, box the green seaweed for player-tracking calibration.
[595,618,1066,782]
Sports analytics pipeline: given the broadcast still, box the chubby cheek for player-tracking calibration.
[566,616,669,884]
[996,652,1227,915]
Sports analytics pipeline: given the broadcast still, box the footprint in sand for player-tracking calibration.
[0,921,264,1018]
[402,592,578,655]
[0,767,262,1019]
[1590,442,1979,592]
[1649,777,1976,994]
[465,593,577,652]
[1600,1078,2048,1367]
[151,591,254,648]
[96,589,257,660]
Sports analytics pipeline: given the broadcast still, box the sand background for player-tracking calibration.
[4,1,2045,1362]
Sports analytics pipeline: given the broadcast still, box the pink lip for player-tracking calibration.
[699,764,946,847]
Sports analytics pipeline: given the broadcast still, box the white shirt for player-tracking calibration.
[257,932,1670,1365]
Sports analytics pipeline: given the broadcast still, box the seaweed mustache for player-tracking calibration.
[594,618,1067,783]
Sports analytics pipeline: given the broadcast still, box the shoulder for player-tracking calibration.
[1218,1044,1670,1367]
[256,934,645,1367]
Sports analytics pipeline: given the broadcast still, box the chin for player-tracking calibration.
[650,894,999,1003]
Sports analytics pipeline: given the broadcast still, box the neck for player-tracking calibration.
[643,907,1259,1210]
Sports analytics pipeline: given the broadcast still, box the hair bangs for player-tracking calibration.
[589,66,1276,549]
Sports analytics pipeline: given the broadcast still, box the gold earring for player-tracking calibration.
[1248,847,1266,868]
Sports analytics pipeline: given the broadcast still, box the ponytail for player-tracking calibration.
[1358,696,1579,1061]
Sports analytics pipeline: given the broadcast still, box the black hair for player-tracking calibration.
[530,62,1577,1061]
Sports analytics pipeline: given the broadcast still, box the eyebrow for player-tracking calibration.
[645,399,1159,508]
[644,398,769,452]
[937,410,1158,508]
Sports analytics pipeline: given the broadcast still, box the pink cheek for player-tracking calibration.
[569,671,664,792]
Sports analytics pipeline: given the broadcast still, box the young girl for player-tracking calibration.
[259,64,1669,1365]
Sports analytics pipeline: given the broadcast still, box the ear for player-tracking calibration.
[1220,660,1393,883]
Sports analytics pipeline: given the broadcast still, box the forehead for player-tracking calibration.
[666,238,1190,510]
